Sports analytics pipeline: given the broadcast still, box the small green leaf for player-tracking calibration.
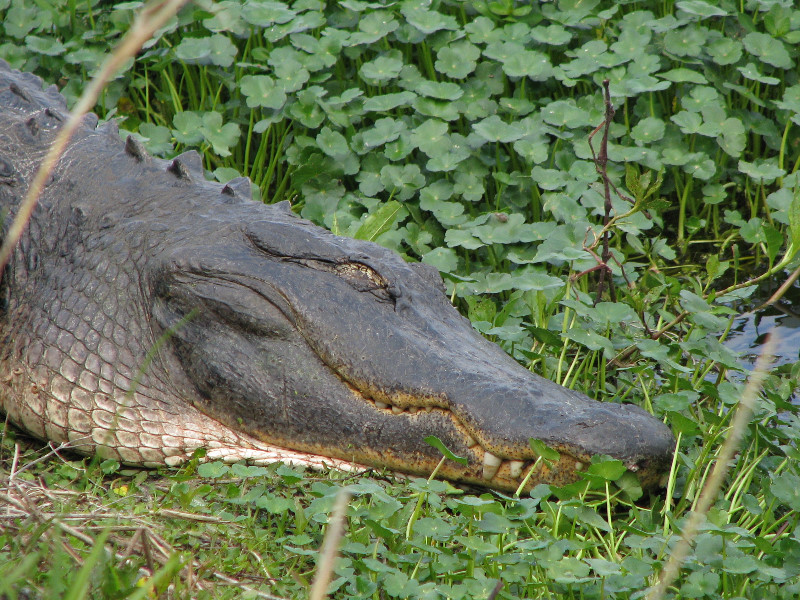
[241,1,295,27]
[424,436,468,465]
[738,159,785,184]
[587,458,626,481]
[473,115,525,143]
[359,53,403,82]
[414,79,463,101]
[173,111,204,145]
[363,91,417,112]
[316,126,349,157]
[100,459,120,475]
[743,31,793,69]
[199,112,240,157]
[664,25,708,57]
[354,200,403,241]
[241,75,287,109]
[435,41,480,78]
[530,439,560,462]
[789,186,800,254]
[401,4,458,34]
[137,123,173,155]
[175,34,237,67]
[348,10,398,44]
[630,117,665,144]
[676,0,727,18]
[24,35,67,56]
[197,461,229,478]
[707,38,742,65]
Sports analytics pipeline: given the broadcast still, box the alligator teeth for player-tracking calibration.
[408,406,419,414]
[508,460,525,479]
[482,451,502,480]
[375,401,390,409]
[391,405,404,415]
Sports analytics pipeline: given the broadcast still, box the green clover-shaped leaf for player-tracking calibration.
[362,118,405,149]
[532,166,568,190]
[316,126,349,158]
[541,100,591,128]
[609,29,650,61]
[454,171,485,202]
[199,112,240,157]
[175,34,237,67]
[137,123,173,156]
[707,37,742,65]
[671,111,702,134]
[663,24,708,57]
[738,158,785,183]
[24,35,66,56]
[363,91,417,112]
[273,60,310,93]
[410,119,448,154]
[473,115,525,143]
[241,75,287,109]
[501,49,553,80]
[241,1,295,26]
[172,111,204,145]
[743,31,793,69]
[348,10,398,45]
[422,247,458,273]
[771,471,800,510]
[413,79,463,101]
[631,117,665,144]
[359,53,403,83]
[530,24,572,45]
[412,97,460,121]
[682,156,716,180]
[401,4,458,34]
[435,41,480,79]
[676,0,727,18]
[718,117,746,157]
[380,164,425,200]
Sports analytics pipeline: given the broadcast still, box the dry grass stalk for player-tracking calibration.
[646,332,777,600]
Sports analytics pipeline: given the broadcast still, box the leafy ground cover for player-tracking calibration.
[1,0,800,598]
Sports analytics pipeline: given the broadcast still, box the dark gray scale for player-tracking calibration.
[167,150,204,182]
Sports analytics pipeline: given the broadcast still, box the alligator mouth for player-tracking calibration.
[341,378,587,488]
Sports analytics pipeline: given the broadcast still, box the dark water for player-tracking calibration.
[727,304,800,368]
[723,279,800,401]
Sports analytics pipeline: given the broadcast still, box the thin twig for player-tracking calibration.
[9,438,89,479]
[586,79,617,303]
[646,333,776,600]
[309,488,352,600]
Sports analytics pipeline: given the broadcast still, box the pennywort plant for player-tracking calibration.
[2,0,800,598]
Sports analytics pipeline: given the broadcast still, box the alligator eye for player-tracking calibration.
[334,262,389,295]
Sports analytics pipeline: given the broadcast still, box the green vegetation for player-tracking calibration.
[2,0,800,597]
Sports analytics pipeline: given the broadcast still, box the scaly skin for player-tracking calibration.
[0,62,675,492]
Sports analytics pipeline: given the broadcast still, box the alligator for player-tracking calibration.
[0,61,675,492]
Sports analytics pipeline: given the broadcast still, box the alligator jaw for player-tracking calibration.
[329,380,663,493]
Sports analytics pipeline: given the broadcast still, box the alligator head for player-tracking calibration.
[0,61,674,492]
[151,199,675,490]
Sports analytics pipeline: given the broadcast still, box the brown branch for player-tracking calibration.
[586,79,617,303]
